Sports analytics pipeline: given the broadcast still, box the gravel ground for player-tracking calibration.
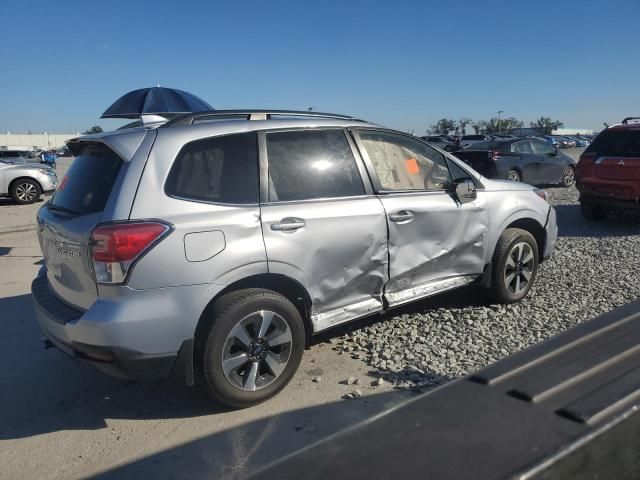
[334,179,640,391]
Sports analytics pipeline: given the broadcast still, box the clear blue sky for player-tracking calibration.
[1,0,638,133]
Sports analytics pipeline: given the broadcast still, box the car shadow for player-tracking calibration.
[314,285,489,346]
[553,204,640,238]
[0,293,227,441]
[92,389,413,480]
[0,198,44,207]
[0,292,422,448]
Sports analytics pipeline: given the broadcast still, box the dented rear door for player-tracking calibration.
[260,129,388,329]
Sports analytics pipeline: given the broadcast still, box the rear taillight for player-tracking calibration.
[91,222,170,284]
[489,151,499,161]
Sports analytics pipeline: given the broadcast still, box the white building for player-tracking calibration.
[0,132,81,150]
[552,128,593,135]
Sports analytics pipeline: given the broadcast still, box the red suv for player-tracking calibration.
[576,117,640,220]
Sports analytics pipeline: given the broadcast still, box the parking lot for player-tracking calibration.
[2,149,640,479]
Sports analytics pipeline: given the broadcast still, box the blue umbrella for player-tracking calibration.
[101,87,213,119]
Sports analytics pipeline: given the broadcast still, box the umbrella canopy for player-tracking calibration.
[101,87,213,119]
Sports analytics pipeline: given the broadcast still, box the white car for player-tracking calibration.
[0,158,58,204]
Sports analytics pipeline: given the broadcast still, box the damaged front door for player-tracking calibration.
[354,130,490,306]
[260,129,388,332]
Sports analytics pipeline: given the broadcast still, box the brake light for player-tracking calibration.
[91,222,170,284]
[489,151,500,161]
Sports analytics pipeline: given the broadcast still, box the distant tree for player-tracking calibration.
[475,117,524,134]
[500,117,524,133]
[457,117,473,136]
[529,117,564,135]
[83,125,104,134]
[429,118,457,136]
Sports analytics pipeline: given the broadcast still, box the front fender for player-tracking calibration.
[486,207,548,264]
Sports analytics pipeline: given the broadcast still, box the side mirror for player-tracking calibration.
[455,179,477,204]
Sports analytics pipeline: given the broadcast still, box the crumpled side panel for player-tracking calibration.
[380,193,490,293]
[261,197,388,317]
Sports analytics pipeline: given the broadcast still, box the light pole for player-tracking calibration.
[497,110,504,134]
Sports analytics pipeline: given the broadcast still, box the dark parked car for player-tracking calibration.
[460,134,493,148]
[0,150,38,163]
[419,135,457,151]
[454,138,576,186]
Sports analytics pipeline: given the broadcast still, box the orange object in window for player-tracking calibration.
[405,158,420,175]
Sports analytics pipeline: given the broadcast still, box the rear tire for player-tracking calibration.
[488,228,539,304]
[562,166,575,187]
[195,288,305,408]
[506,169,521,182]
[10,178,41,204]
[580,203,606,221]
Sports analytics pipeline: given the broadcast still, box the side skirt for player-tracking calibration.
[312,297,383,333]
[385,275,480,308]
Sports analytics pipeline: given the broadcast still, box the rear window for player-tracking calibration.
[266,129,364,202]
[586,129,640,158]
[165,132,258,204]
[50,143,123,215]
[464,141,507,151]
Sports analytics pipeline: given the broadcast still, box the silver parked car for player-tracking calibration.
[0,157,58,204]
[32,110,557,407]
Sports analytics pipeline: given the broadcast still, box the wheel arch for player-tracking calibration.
[194,273,314,350]
[481,215,547,289]
[506,166,523,181]
[9,175,43,194]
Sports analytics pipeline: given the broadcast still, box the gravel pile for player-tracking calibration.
[338,184,640,391]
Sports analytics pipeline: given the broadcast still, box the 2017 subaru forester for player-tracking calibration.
[32,110,557,407]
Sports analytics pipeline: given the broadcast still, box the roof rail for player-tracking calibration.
[621,117,640,124]
[161,109,365,127]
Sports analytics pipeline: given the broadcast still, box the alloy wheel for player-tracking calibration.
[221,310,292,391]
[16,182,37,201]
[507,171,520,182]
[563,167,575,187]
[504,242,535,294]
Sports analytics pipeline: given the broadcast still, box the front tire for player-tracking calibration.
[196,288,305,408]
[488,228,539,304]
[10,178,41,204]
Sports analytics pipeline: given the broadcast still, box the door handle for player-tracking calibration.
[389,210,415,223]
[271,217,306,231]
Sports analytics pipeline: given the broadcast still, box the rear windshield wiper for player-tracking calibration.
[48,204,80,216]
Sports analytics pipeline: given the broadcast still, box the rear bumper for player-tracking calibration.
[31,271,198,381]
[576,176,640,202]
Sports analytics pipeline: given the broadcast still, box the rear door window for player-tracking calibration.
[165,132,259,204]
[531,139,554,154]
[512,141,533,154]
[50,143,123,216]
[266,129,364,202]
[586,130,640,157]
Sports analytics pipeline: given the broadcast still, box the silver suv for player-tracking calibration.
[0,157,58,204]
[32,110,557,407]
